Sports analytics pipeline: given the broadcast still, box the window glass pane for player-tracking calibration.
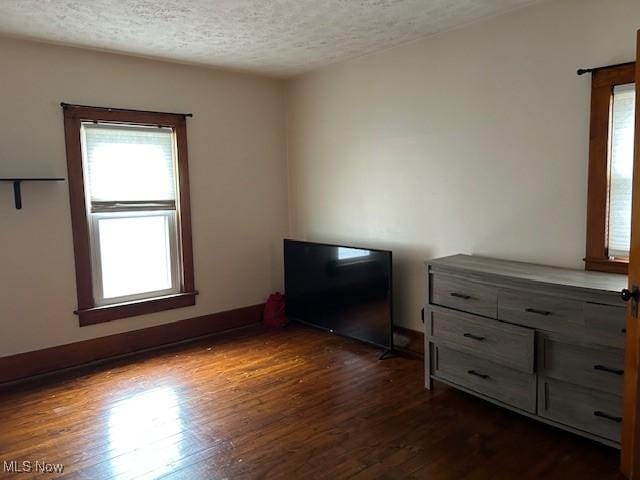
[608,84,635,258]
[83,124,176,202]
[97,213,175,300]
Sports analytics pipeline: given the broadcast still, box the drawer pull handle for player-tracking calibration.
[467,369,490,380]
[463,333,485,341]
[450,292,471,300]
[593,411,622,423]
[525,308,552,316]
[593,365,624,375]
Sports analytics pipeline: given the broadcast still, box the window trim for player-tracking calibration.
[63,105,196,326]
[585,62,635,274]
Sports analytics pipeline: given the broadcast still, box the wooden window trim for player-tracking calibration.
[585,62,635,275]
[62,104,196,326]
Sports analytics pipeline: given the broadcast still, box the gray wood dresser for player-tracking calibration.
[425,254,628,447]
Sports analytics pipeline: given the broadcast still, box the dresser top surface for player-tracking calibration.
[427,254,627,294]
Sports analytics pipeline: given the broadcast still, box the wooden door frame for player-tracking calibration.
[621,30,640,478]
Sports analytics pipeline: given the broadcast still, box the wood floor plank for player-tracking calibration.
[0,324,623,479]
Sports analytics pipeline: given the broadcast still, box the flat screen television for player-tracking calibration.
[284,239,393,350]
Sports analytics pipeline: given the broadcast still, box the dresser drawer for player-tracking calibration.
[428,307,534,373]
[498,289,583,333]
[538,335,624,394]
[498,289,626,347]
[431,345,536,413]
[430,274,497,318]
[584,302,627,348]
[538,377,622,442]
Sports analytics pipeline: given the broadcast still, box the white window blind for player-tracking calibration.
[607,84,636,258]
[83,124,176,202]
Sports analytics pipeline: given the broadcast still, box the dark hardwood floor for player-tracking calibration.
[0,324,623,479]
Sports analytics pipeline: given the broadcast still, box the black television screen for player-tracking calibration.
[284,239,392,349]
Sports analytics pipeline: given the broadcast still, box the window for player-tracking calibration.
[585,63,636,274]
[608,84,636,258]
[63,105,196,325]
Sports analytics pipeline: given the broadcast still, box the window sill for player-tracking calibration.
[584,257,628,275]
[76,291,198,326]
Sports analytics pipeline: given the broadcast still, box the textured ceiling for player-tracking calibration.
[0,0,537,77]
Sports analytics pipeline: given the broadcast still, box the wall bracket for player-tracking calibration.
[0,178,65,210]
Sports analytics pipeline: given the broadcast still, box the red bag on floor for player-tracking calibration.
[263,292,287,327]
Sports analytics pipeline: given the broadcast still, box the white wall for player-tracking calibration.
[2,0,638,354]
[0,37,288,356]
[287,0,640,331]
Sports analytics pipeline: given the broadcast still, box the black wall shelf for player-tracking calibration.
[0,178,66,210]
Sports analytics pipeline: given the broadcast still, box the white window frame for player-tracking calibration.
[80,121,183,306]
[89,210,181,306]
